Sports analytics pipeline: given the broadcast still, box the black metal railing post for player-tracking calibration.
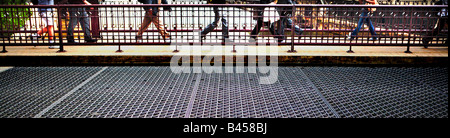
[405,7,413,53]
[116,44,123,52]
[347,45,354,53]
[288,4,297,53]
[1,45,7,53]
[56,5,66,53]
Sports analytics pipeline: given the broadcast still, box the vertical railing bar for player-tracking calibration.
[56,5,66,52]
[288,4,296,53]
[0,7,7,53]
[405,7,413,53]
[1,45,7,53]
[173,4,179,52]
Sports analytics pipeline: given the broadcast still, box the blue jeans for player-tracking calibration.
[67,8,92,41]
[271,7,303,40]
[351,11,377,39]
[201,7,229,39]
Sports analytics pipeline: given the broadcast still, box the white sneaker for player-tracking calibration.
[29,33,40,40]
[48,40,59,49]
[347,33,355,40]
[48,45,60,49]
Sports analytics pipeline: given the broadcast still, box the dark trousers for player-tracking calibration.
[424,18,448,44]
[201,7,229,39]
[67,8,93,41]
[250,8,265,39]
[270,8,303,40]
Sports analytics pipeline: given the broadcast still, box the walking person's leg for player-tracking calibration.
[286,18,303,35]
[365,17,377,41]
[151,15,170,40]
[423,18,447,45]
[274,18,287,42]
[38,11,58,48]
[136,9,154,40]
[37,12,54,39]
[67,8,80,43]
[250,8,264,41]
[201,7,221,38]
[78,8,97,42]
[350,12,368,40]
[220,7,229,40]
[271,7,285,41]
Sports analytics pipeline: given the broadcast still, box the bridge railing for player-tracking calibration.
[0,4,447,53]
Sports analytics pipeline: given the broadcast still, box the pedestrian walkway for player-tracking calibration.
[0,45,448,57]
[0,45,447,66]
[0,66,447,118]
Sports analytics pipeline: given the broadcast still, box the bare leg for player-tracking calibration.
[151,16,170,40]
[136,10,154,39]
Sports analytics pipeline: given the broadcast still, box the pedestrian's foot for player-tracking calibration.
[347,33,355,40]
[222,38,234,43]
[67,40,78,43]
[249,37,257,43]
[422,39,430,48]
[278,39,284,43]
[298,30,304,40]
[135,35,143,40]
[422,39,430,45]
[48,45,60,49]
[86,39,98,43]
[347,36,355,40]
[163,34,171,40]
[28,33,41,40]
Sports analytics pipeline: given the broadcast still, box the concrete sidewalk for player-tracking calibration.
[0,45,447,66]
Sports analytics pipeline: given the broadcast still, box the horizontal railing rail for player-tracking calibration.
[0,4,447,53]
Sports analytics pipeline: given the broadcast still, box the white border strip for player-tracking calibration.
[0,67,14,73]
[34,67,108,118]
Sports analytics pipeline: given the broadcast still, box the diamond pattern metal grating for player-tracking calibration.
[0,67,102,118]
[302,67,448,118]
[0,67,447,118]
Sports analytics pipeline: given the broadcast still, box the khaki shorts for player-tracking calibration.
[39,12,55,26]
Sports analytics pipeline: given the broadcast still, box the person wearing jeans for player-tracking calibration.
[250,0,276,41]
[269,0,304,42]
[201,0,229,42]
[349,0,378,41]
[67,0,97,43]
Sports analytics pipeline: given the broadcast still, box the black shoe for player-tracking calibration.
[86,39,98,43]
[135,35,143,40]
[298,30,304,40]
[278,37,285,43]
[422,39,430,45]
[28,33,41,40]
[422,39,430,48]
[223,38,234,43]
[67,40,78,43]
[348,36,355,41]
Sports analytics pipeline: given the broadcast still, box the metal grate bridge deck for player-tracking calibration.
[0,66,447,118]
